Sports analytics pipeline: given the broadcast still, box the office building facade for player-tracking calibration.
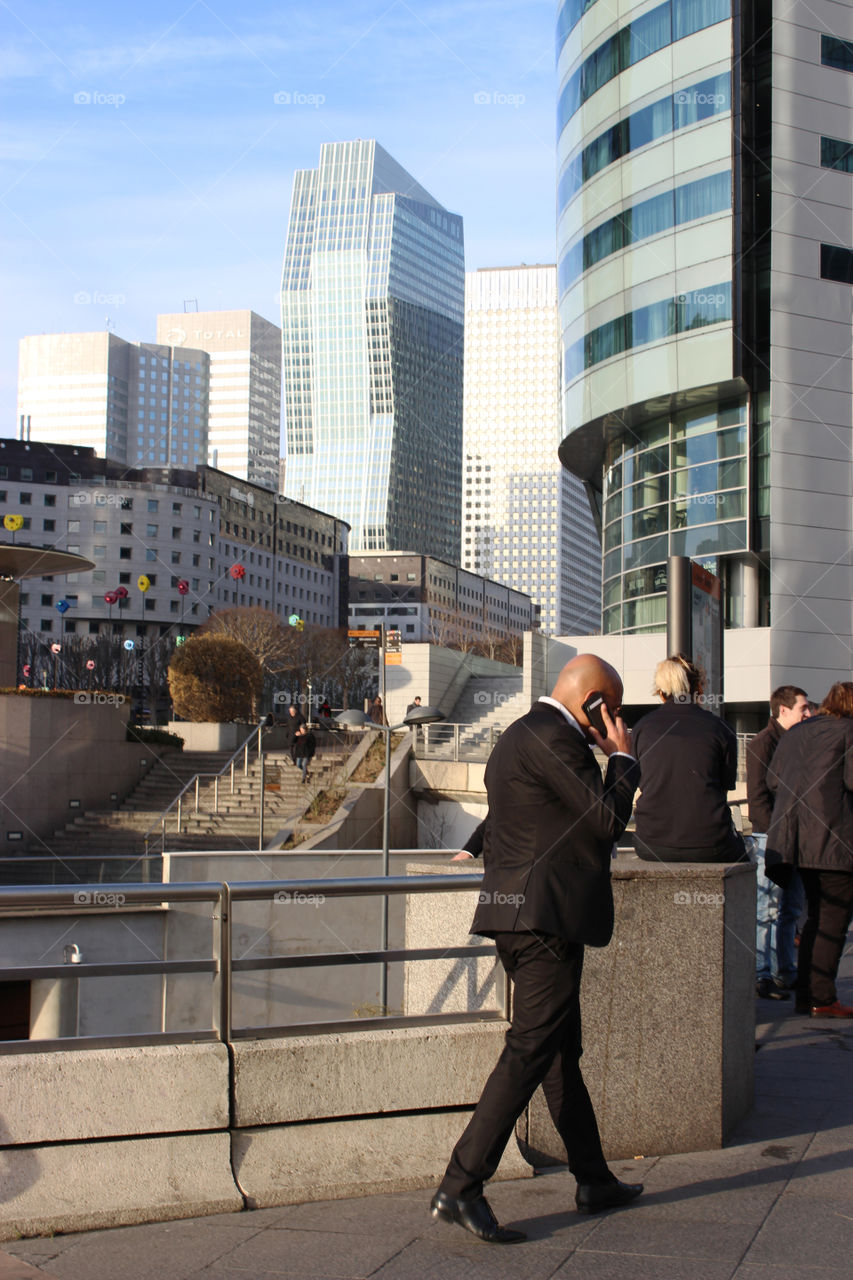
[281,139,465,559]
[349,552,534,647]
[0,440,348,646]
[18,309,281,488]
[18,333,211,473]
[156,310,281,491]
[462,265,600,635]
[556,0,853,690]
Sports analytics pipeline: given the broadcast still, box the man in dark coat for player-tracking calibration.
[746,685,809,1000]
[767,684,853,1016]
[293,723,316,783]
[431,655,642,1244]
[282,703,306,764]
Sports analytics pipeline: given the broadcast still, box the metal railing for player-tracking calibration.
[412,722,504,762]
[142,725,264,857]
[0,872,502,1052]
[415,725,757,776]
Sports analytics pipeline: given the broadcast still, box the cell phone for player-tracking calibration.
[581,691,609,737]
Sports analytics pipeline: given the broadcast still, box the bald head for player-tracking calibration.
[551,654,624,729]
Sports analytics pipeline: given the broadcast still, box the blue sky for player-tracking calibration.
[1,0,558,433]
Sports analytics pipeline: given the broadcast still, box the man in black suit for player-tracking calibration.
[431,655,642,1244]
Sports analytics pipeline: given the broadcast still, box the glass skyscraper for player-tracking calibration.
[556,0,853,688]
[281,140,465,559]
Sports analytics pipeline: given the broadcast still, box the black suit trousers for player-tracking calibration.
[798,869,853,1006]
[439,931,611,1199]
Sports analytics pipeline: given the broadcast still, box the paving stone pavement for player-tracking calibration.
[3,953,852,1280]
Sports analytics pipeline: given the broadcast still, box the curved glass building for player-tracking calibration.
[556,0,853,684]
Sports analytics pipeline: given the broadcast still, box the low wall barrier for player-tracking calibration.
[0,856,755,1238]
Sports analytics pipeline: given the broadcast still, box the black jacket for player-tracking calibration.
[746,717,783,834]
[470,701,639,947]
[294,730,316,760]
[281,710,306,744]
[767,715,853,873]
[632,700,738,850]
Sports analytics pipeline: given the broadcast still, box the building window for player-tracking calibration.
[19,492,32,504]
[43,494,56,507]
[822,34,853,73]
[146,549,156,561]
[820,244,853,284]
[119,546,131,559]
[148,499,159,512]
[821,136,853,172]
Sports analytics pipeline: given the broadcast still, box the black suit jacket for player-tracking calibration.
[470,702,639,947]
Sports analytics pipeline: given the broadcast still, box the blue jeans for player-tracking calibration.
[753,834,805,984]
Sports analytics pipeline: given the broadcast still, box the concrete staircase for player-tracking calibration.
[46,743,345,867]
[446,674,527,750]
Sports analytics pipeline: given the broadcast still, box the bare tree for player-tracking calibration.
[200,608,295,681]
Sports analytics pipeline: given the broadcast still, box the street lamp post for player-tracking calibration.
[335,703,445,1012]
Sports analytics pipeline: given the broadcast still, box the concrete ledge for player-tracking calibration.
[527,857,756,1160]
[232,1022,512,1127]
[0,1044,230,1145]
[232,1110,530,1208]
[0,1133,242,1241]
[404,857,756,1162]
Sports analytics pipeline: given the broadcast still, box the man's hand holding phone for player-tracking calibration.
[582,693,632,757]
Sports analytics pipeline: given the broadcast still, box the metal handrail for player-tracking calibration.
[412,722,503,763]
[0,871,501,1051]
[142,725,263,857]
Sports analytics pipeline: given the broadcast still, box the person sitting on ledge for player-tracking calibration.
[632,654,746,864]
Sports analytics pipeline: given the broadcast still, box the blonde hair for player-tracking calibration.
[653,653,704,700]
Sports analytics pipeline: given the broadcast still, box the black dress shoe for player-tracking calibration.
[576,1179,644,1215]
[757,979,790,1001]
[429,1191,526,1243]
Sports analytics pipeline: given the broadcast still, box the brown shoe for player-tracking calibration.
[811,1000,853,1018]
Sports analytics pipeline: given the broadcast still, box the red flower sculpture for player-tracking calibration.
[230,563,246,581]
